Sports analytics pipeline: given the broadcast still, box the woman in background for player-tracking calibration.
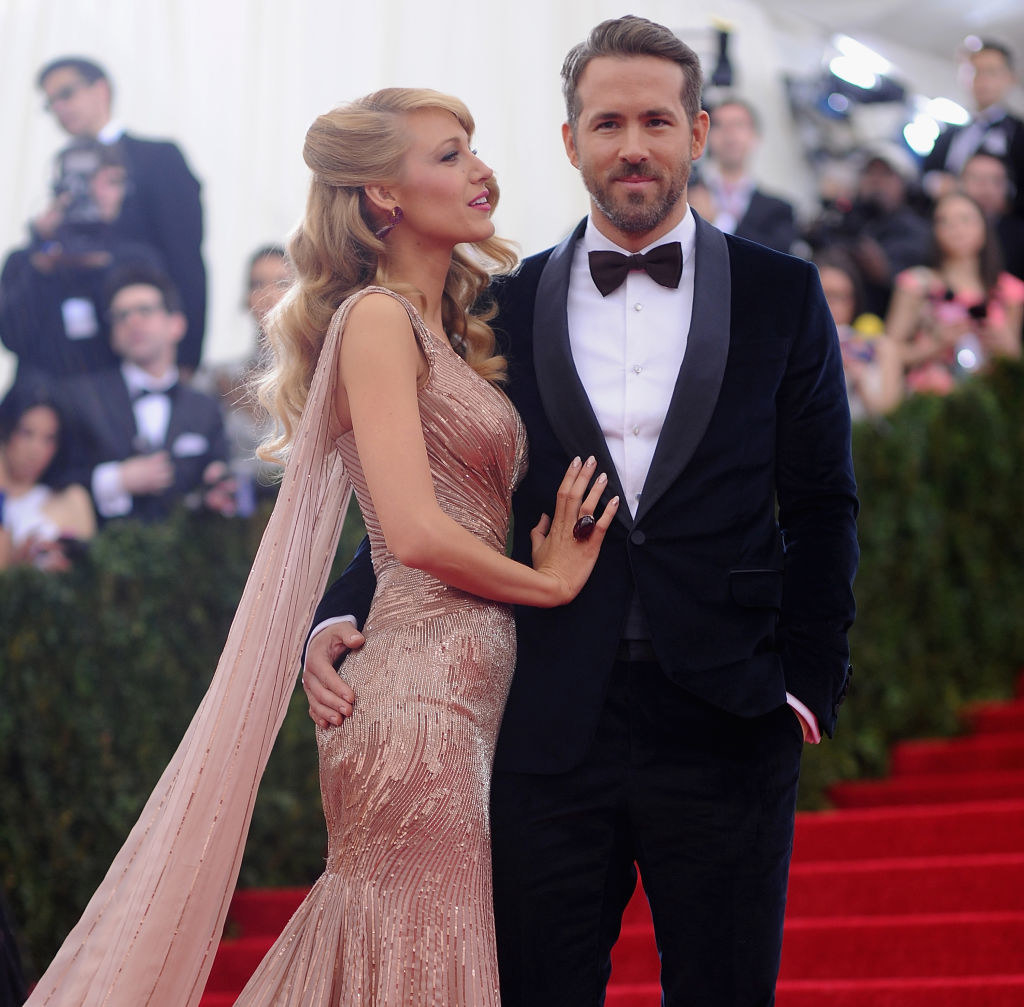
[0,379,95,570]
[887,191,1024,395]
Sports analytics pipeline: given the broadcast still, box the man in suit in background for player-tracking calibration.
[302,16,858,1006]
[35,56,207,371]
[59,266,232,523]
[923,40,1024,216]
[692,95,798,253]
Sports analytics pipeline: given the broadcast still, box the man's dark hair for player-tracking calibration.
[561,16,703,133]
[974,39,1015,72]
[105,263,184,316]
[247,245,288,272]
[37,56,109,90]
[709,95,760,133]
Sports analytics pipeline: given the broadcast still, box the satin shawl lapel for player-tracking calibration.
[532,219,632,532]
[634,212,730,524]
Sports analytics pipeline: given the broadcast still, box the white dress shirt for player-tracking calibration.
[568,213,696,517]
[92,362,179,517]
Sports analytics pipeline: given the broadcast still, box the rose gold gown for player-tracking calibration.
[235,288,527,1005]
[23,288,524,1007]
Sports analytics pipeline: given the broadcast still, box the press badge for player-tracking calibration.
[61,297,99,339]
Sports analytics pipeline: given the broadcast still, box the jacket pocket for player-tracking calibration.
[729,568,783,609]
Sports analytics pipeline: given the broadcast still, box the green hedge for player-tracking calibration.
[4,363,1024,977]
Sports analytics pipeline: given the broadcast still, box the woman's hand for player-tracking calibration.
[529,456,619,606]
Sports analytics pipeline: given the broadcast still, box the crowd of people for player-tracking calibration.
[2,41,1023,573]
[0,58,292,570]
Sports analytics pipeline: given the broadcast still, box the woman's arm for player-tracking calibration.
[336,293,617,609]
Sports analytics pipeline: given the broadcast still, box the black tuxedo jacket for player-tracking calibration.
[924,112,1024,215]
[314,213,858,774]
[111,134,207,369]
[734,189,797,254]
[59,368,228,523]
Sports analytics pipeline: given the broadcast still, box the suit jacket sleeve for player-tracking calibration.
[775,263,860,736]
[302,536,377,663]
[131,140,206,369]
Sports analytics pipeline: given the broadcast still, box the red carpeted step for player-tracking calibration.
[778,912,1024,980]
[204,936,274,992]
[890,734,1024,775]
[828,768,1024,807]
[223,886,309,938]
[792,799,1024,860]
[604,983,661,1006]
[964,700,1024,734]
[787,853,1024,916]
[776,975,1024,1007]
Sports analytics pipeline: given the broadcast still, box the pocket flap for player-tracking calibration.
[729,569,783,608]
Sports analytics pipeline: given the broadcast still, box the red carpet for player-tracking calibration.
[201,681,1024,1006]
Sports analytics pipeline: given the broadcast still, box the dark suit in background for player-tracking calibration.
[59,367,227,522]
[111,135,206,369]
[733,188,798,253]
[312,211,858,1005]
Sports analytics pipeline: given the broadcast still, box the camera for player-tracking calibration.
[50,138,127,256]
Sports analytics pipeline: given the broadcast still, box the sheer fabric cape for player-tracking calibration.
[25,293,368,1006]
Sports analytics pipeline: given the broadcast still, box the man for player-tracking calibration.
[960,151,1024,280]
[303,16,858,1007]
[923,40,1024,216]
[36,57,207,370]
[0,145,164,382]
[695,96,797,252]
[58,266,232,523]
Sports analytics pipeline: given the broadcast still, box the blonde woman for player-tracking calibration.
[26,89,616,1006]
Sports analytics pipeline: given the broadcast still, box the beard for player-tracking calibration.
[581,157,691,234]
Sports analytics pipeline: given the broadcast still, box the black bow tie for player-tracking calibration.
[131,383,177,403]
[588,241,683,297]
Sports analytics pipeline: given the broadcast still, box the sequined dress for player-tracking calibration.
[235,288,527,1005]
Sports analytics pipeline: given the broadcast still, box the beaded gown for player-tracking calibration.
[236,286,527,1005]
[22,288,525,1007]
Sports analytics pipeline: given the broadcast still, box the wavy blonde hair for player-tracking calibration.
[257,88,519,464]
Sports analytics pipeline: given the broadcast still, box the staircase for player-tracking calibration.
[202,680,1024,1006]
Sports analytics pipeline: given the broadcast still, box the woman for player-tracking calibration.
[25,89,616,1006]
[814,249,903,419]
[0,380,95,570]
[887,191,1024,396]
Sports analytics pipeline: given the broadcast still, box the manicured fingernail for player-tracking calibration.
[597,472,607,483]
[571,456,582,468]
[585,456,596,466]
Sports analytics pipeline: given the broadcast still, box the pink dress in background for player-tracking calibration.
[25,287,526,1006]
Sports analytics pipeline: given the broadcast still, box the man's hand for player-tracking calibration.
[119,452,175,495]
[201,461,238,516]
[303,621,365,728]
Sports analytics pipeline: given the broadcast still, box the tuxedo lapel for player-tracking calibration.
[532,219,632,531]
[634,212,730,524]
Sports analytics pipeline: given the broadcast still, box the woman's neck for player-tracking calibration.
[384,240,452,336]
[941,256,984,292]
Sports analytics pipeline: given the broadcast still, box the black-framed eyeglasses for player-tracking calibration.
[109,303,165,326]
[43,79,90,112]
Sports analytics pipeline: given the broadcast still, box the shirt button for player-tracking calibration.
[632,425,640,436]
[632,364,643,374]
[633,302,643,312]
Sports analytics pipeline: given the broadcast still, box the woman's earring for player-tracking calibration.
[375,205,403,240]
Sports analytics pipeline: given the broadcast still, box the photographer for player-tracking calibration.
[0,140,164,382]
[36,56,206,371]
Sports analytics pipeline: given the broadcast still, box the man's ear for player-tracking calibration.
[168,311,187,346]
[561,122,580,170]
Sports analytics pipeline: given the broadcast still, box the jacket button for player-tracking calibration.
[630,530,646,545]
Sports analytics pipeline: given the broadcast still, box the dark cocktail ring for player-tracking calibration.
[572,514,596,542]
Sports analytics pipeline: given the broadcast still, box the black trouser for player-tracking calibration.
[490,657,803,1007]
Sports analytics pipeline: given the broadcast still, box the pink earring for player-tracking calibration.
[375,205,403,240]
